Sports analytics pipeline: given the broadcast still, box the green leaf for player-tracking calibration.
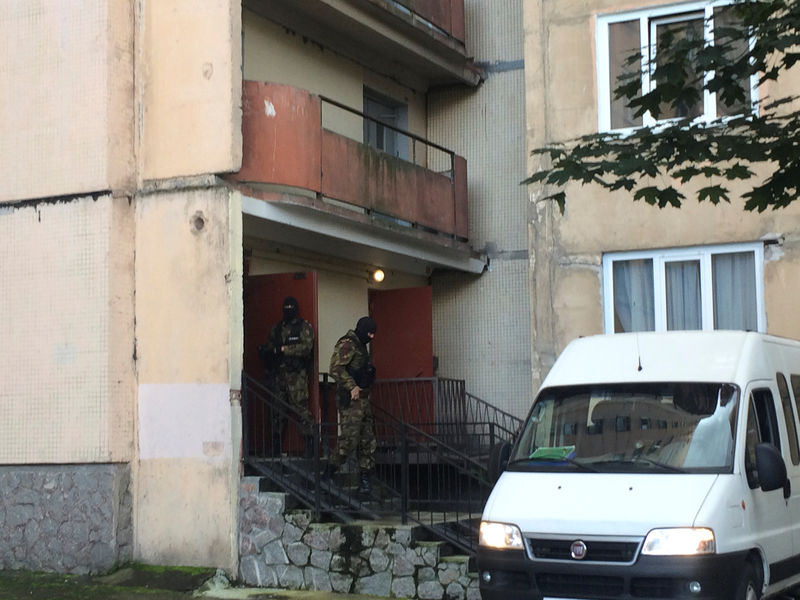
[698,185,731,205]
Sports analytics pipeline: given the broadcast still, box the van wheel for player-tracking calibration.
[735,562,762,600]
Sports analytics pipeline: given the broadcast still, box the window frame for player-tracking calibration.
[362,87,409,160]
[776,372,800,466]
[744,387,781,488]
[596,0,759,133]
[602,242,765,333]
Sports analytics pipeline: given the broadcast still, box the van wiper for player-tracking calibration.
[506,456,599,472]
[593,457,687,473]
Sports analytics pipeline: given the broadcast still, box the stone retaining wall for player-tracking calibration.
[0,464,132,574]
[238,477,480,599]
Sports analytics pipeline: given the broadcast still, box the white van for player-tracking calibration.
[478,331,800,600]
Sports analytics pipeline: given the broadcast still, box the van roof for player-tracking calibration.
[541,330,800,389]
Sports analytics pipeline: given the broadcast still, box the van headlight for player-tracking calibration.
[479,521,523,550]
[642,528,715,555]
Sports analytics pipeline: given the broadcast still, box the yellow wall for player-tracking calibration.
[141,0,242,181]
[1,0,246,572]
[0,195,135,463]
[0,0,134,203]
[133,186,241,571]
[242,9,426,146]
[524,0,800,385]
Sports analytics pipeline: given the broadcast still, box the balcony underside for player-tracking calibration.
[240,188,486,275]
[242,0,481,88]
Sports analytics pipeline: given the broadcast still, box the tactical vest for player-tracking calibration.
[342,332,376,389]
[272,320,311,371]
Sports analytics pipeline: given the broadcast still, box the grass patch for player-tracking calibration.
[0,565,216,600]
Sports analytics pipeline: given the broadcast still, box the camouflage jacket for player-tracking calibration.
[266,318,314,371]
[329,330,373,392]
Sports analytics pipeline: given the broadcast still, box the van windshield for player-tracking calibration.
[509,382,739,473]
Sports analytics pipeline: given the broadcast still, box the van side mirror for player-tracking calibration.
[755,442,789,497]
[488,442,512,484]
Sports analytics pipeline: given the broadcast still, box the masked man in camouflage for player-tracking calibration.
[326,316,377,496]
[259,296,315,456]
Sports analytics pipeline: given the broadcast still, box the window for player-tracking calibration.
[792,375,800,419]
[363,89,408,160]
[777,373,800,466]
[603,243,764,333]
[597,1,756,132]
[509,382,737,473]
[744,388,780,488]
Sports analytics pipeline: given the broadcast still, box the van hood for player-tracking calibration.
[483,471,718,537]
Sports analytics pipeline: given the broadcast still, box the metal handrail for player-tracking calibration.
[370,377,523,455]
[241,373,516,555]
[319,94,456,159]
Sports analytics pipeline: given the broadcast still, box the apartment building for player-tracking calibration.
[0,0,528,576]
[524,0,800,368]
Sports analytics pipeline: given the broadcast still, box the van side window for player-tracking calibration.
[744,389,780,488]
[777,373,800,465]
[791,374,800,423]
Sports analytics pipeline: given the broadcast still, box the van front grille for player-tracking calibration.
[528,537,641,563]
[631,576,682,597]
[536,572,624,596]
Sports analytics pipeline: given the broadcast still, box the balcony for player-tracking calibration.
[242,0,481,88]
[229,81,477,272]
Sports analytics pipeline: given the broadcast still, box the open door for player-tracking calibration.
[368,286,434,428]
[243,272,319,451]
[368,286,433,378]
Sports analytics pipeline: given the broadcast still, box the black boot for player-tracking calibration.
[357,470,372,497]
[322,462,337,481]
[303,435,315,459]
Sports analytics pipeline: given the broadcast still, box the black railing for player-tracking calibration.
[243,374,383,523]
[241,373,520,555]
[371,377,522,457]
[320,95,455,176]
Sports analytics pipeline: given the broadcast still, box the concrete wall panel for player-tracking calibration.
[0,196,135,463]
[135,187,233,383]
[133,186,239,570]
[142,0,242,181]
[428,0,531,416]
[0,0,134,202]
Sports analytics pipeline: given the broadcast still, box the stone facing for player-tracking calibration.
[238,478,480,599]
[0,464,132,574]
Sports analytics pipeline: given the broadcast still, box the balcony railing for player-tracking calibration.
[231,80,468,243]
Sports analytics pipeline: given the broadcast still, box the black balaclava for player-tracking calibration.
[282,296,299,323]
[354,316,377,345]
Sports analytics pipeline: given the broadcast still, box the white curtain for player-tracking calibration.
[713,252,757,330]
[666,260,701,330]
[613,259,655,332]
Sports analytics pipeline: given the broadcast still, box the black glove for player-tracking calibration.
[337,387,351,410]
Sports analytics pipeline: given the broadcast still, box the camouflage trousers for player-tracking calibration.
[330,392,376,471]
[272,368,312,436]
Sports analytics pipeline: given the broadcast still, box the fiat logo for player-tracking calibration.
[570,540,588,560]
